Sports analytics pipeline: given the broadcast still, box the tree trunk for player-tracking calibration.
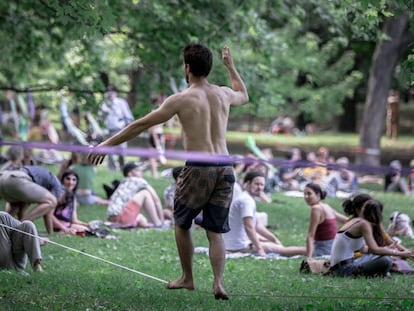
[358,14,411,166]
[127,68,141,109]
[338,96,357,132]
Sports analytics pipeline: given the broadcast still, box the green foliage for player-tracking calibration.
[0,0,413,126]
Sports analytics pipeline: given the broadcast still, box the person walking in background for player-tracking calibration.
[98,85,134,171]
[386,89,400,140]
[147,93,167,178]
[88,44,249,300]
[304,183,347,257]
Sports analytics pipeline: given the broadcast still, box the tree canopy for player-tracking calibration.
[0,0,413,145]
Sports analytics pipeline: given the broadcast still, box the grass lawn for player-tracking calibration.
[2,166,414,310]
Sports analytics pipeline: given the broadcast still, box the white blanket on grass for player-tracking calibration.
[194,247,303,260]
[283,190,351,198]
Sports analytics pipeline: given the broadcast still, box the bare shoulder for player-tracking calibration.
[310,204,323,215]
[163,89,197,106]
[218,85,248,107]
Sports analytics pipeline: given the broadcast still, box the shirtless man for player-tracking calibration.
[88,43,249,299]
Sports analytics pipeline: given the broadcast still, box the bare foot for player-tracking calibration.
[167,278,195,291]
[33,260,43,273]
[213,284,229,300]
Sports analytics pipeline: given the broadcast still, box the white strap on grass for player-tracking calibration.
[0,223,168,284]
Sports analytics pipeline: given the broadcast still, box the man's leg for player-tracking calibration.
[206,230,228,300]
[22,193,57,234]
[43,212,53,235]
[167,225,195,290]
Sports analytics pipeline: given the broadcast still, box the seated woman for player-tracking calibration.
[304,183,347,257]
[106,162,164,228]
[342,193,413,263]
[330,199,413,277]
[52,170,90,235]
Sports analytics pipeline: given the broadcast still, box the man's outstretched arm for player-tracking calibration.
[221,46,249,106]
[88,104,175,165]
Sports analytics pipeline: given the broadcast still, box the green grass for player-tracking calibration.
[2,167,414,310]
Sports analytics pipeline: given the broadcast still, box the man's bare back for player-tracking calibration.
[162,82,231,154]
[88,45,248,166]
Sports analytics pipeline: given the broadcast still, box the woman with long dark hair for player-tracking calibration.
[52,170,89,235]
[304,183,347,257]
[330,199,413,277]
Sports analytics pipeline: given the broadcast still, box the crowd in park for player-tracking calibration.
[1,43,414,300]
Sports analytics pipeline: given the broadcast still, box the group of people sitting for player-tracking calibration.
[1,143,413,279]
[220,163,414,277]
[0,145,175,273]
[272,146,358,197]
[255,146,414,199]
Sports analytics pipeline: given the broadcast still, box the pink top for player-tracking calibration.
[314,218,337,241]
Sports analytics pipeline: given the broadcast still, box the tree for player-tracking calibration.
[359,11,414,165]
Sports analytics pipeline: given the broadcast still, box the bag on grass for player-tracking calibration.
[391,258,414,274]
[299,258,330,275]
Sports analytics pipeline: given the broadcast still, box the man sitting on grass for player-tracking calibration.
[223,171,306,257]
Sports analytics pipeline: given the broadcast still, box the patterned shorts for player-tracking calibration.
[174,163,235,233]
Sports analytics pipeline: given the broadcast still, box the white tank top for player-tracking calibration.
[330,220,364,266]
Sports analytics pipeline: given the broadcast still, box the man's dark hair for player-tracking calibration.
[183,43,213,77]
[243,171,266,184]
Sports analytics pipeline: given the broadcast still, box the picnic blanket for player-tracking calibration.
[283,190,352,199]
[194,247,303,260]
